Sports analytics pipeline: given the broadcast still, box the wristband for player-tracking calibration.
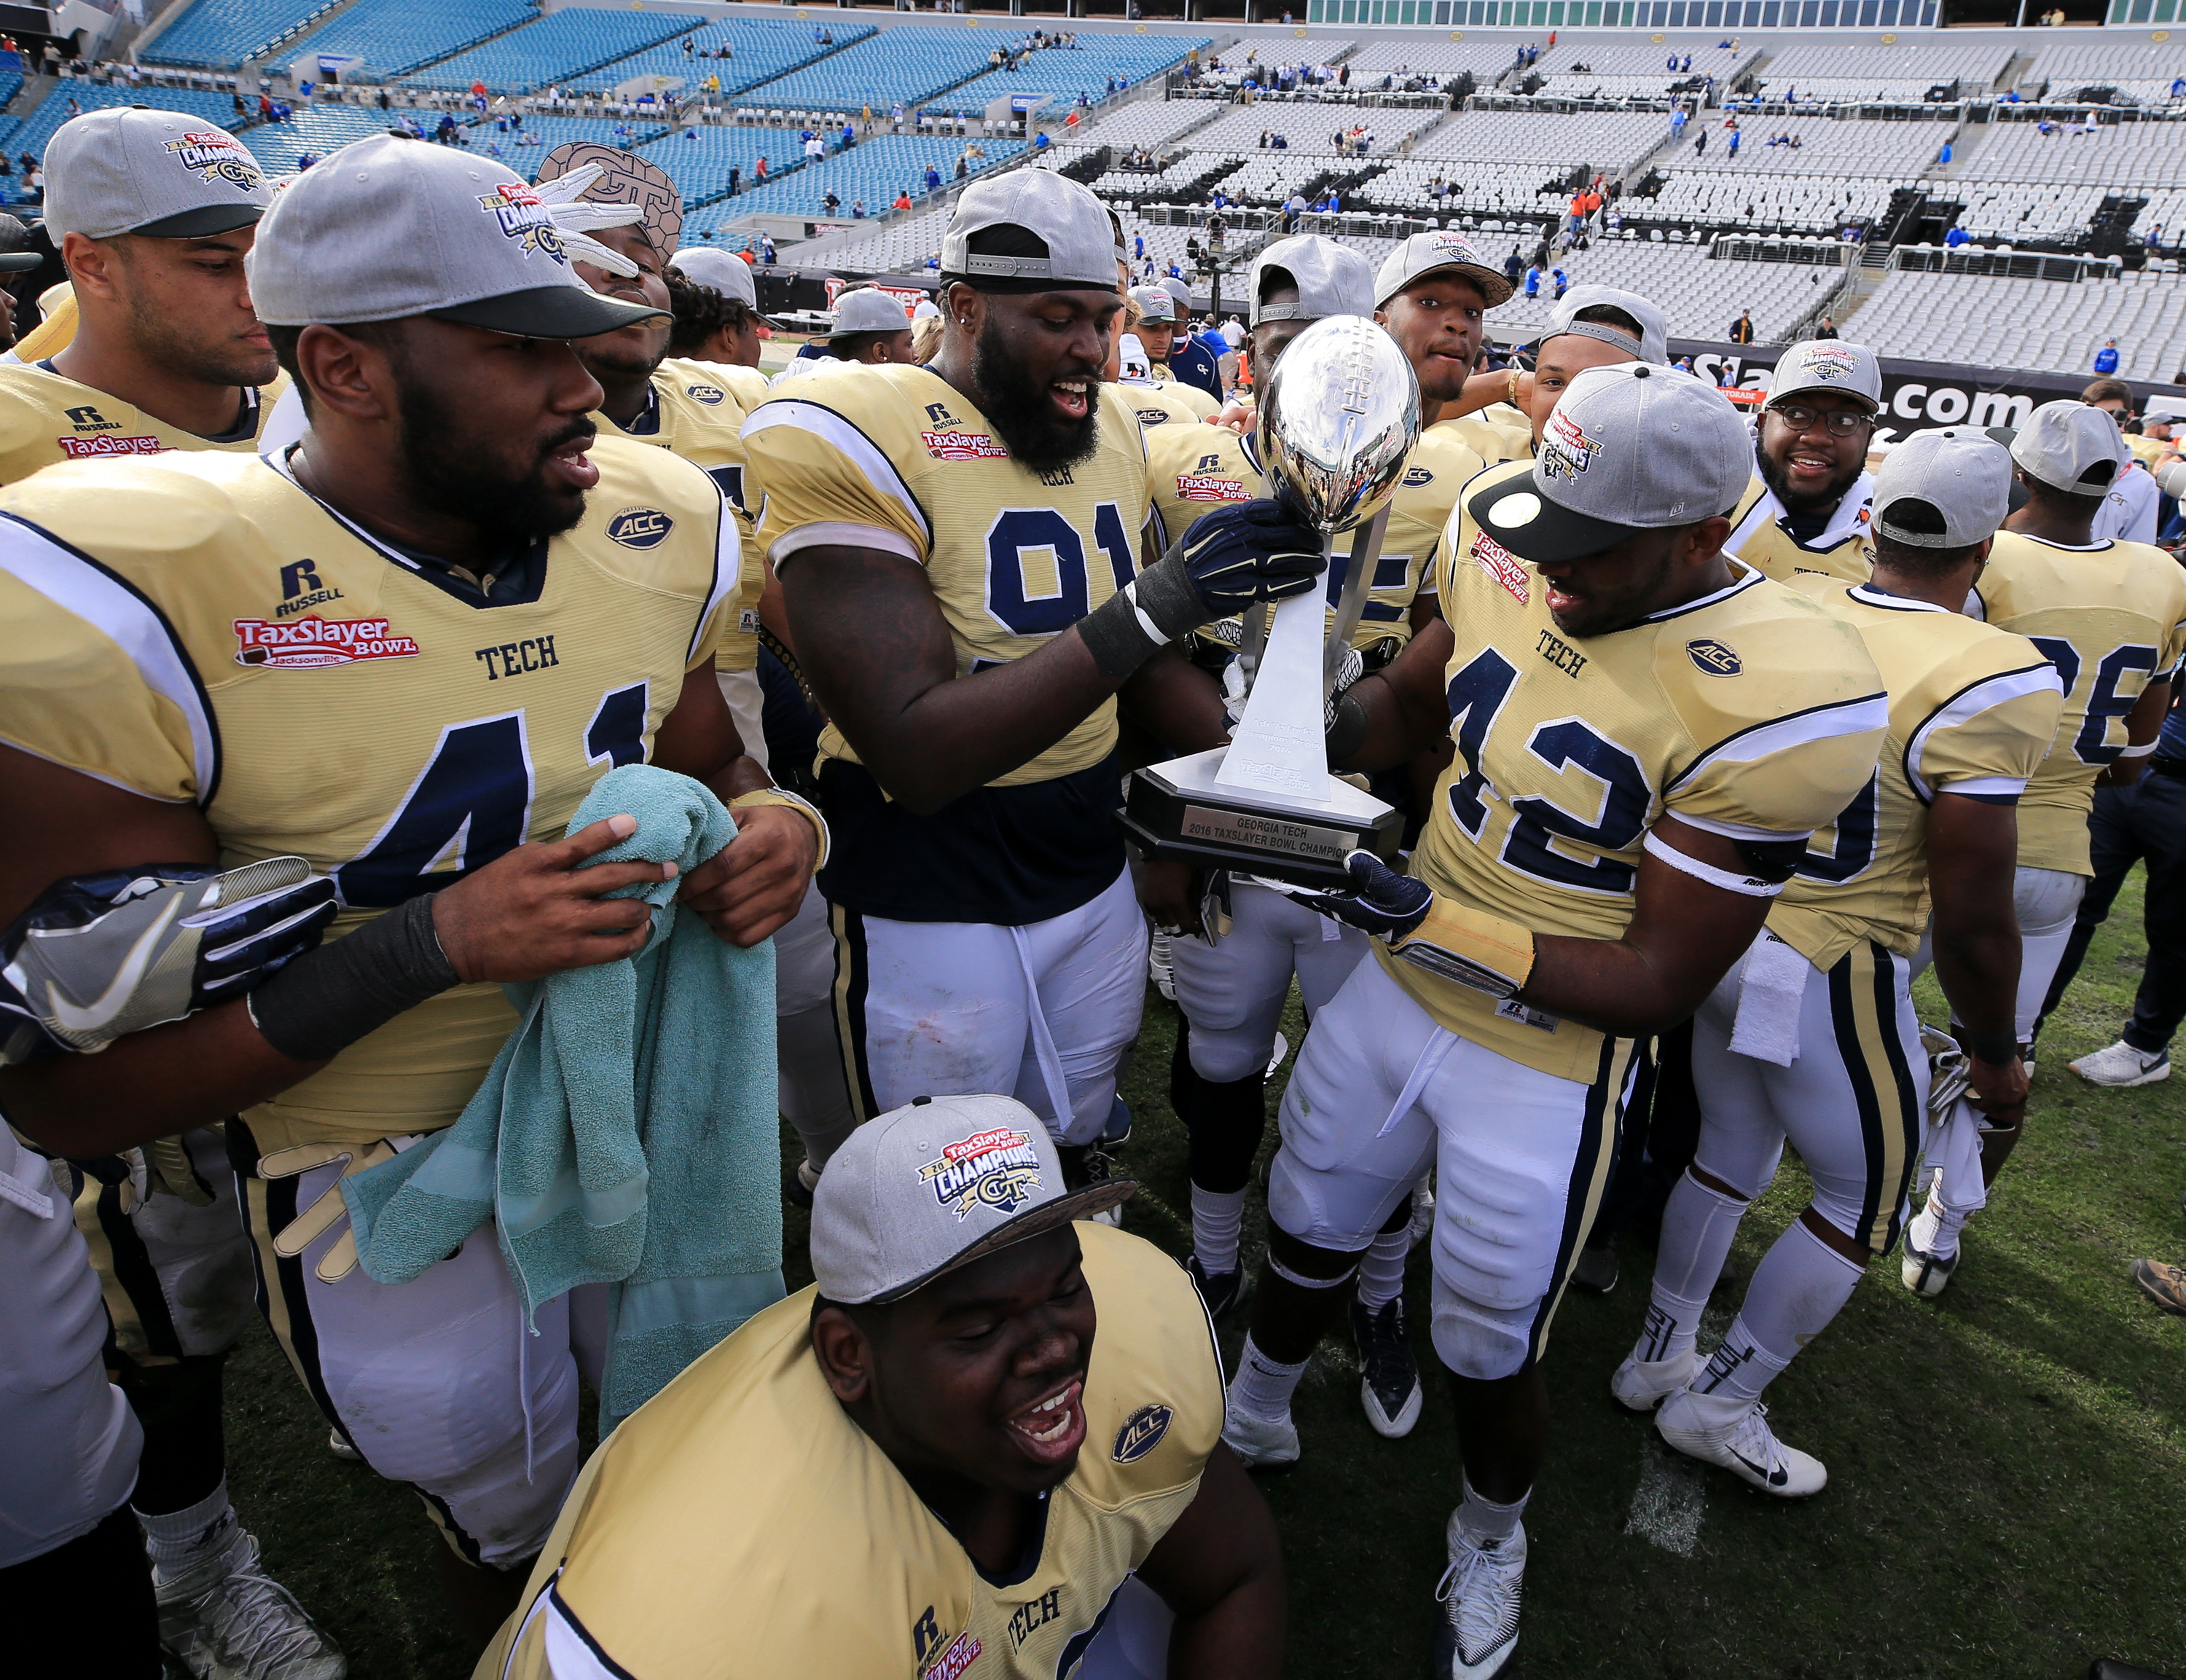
[1386,897,1537,1000]
[728,787,830,871]
[1507,366,1521,406]
[1962,1027,2019,1066]
[247,894,459,1064]
[2118,739,2159,759]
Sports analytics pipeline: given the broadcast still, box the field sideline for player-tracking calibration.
[220,873,2186,1679]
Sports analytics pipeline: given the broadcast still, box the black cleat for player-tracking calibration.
[1186,1253,1252,1322]
[1349,1295,1423,1438]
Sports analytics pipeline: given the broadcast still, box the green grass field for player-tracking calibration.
[223,874,2186,1680]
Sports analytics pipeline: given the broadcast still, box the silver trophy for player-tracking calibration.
[1120,316,1421,887]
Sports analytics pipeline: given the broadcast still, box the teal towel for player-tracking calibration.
[342,764,785,1429]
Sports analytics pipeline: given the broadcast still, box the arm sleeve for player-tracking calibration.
[743,395,931,570]
[1908,664,2065,804]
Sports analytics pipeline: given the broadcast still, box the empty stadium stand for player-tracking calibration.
[404,9,704,95]
[2017,42,2186,109]
[721,27,1016,119]
[689,133,1022,228]
[142,0,340,71]
[1528,36,1746,101]
[1488,239,1847,344]
[931,36,1206,119]
[275,0,540,83]
[1745,39,2013,103]
[558,18,858,99]
[1850,264,2186,380]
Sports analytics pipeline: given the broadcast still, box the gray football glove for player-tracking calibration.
[1,856,336,1063]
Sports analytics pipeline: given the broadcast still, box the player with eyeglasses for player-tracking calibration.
[1723,339,1884,585]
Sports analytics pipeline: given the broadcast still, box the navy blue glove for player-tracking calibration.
[1175,499,1325,619]
[1272,852,1537,999]
[1288,849,1433,941]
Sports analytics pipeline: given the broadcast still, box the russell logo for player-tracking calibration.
[1686,637,1743,677]
[606,506,673,549]
[1113,1403,1174,1463]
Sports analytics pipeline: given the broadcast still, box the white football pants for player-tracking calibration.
[1170,881,1368,1083]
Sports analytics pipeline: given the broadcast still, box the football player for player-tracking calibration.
[482,1095,1285,1679]
[0,103,336,1679]
[1220,365,1887,1679]
[0,138,820,1647]
[1724,339,1881,584]
[745,170,1321,1188]
[0,108,286,484]
[1613,430,2062,1491]
[665,245,770,409]
[1127,283,1221,421]
[1903,402,2186,1287]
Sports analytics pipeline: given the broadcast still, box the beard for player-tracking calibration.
[395,376,593,545]
[970,314,1100,474]
[130,297,280,390]
[1758,437,1865,519]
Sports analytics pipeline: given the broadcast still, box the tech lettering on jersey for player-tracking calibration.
[474,637,560,680]
[1535,627,1587,678]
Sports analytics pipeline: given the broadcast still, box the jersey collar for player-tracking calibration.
[35,358,262,444]
[1635,558,1767,627]
[1849,581,1949,613]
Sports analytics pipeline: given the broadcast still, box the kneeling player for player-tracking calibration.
[482,1095,1285,1679]
[1221,366,1887,1678]
[1613,430,2062,1490]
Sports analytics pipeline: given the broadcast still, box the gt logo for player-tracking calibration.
[1686,638,1742,677]
[64,405,119,431]
[606,507,673,549]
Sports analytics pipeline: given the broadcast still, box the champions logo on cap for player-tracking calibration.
[917,1127,1043,1222]
[1540,409,1602,482]
[1795,345,1861,384]
[478,183,567,264]
[162,130,264,194]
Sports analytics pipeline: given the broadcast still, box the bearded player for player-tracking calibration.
[1612,429,2061,1493]
[0,138,818,1648]
[1220,365,1887,1677]
[1901,401,2186,1290]
[1724,339,1881,584]
[745,170,1323,1185]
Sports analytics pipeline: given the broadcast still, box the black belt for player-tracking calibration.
[2148,754,2186,780]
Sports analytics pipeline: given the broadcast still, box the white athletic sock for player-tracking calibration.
[1699,1222,1865,1402]
[1637,1169,1748,1364]
[1454,1475,1529,1544]
[1355,1222,1411,1312]
[1190,1185,1248,1277]
[1911,1185,1975,1261]
[137,1480,235,1571]
[1227,1335,1308,1422]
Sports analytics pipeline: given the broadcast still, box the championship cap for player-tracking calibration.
[1766,339,1884,413]
[0,213,39,274]
[1543,284,1669,366]
[1467,363,1750,563]
[1128,282,1178,324]
[830,286,911,337]
[1373,229,1514,308]
[1159,275,1194,316]
[2011,398,2128,494]
[667,245,758,309]
[810,1095,1134,1306]
[1870,428,2012,549]
[248,135,668,337]
[939,170,1121,293]
[44,107,270,241]
[1249,235,1374,326]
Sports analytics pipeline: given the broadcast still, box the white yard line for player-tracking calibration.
[1622,1301,1733,1555]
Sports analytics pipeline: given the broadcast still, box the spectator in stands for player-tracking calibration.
[727,165,740,197]
[761,232,777,265]
[1946,224,1970,249]
[756,156,769,180]
[1813,316,1839,340]
[1523,262,1541,299]
[893,189,911,211]
[924,165,941,192]
[1728,126,1741,158]
[2095,339,2122,376]
[1551,267,1569,300]
[1729,310,1755,345]
[853,200,867,219]
[1695,126,1708,157]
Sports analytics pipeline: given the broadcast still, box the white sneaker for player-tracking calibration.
[2069,1040,2171,1088]
[1609,1346,1695,1413]
[1900,1222,1959,1298]
[1221,1405,1300,1470]
[156,1518,346,1680]
[325,1428,361,1463]
[1432,1515,1526,1678]
[1655,1389,1826,1498]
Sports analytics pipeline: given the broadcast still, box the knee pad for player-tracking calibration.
[1185,1018,1276,1085]
[1428,1277,1535,1381]
[1184,1069,1267,1196]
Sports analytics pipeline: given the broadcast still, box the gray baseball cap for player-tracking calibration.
[1159,275,1194,316]
[247,135,667,337]
[0,213,39,274]
[939,170,1120,293]
[830,285,911,337]
[2011,398,2128,494]
[1871,428,2012,549]
[44,107,270,242]
[1374,229,1514,309]
[1543,284,1668,366]
[667,245,757,309]
[1249,235,1374,326]
[1767,339,1884,413]
[810,1094,1134,1306]
[1128,282,1178,324]
[1468,362,1752,562]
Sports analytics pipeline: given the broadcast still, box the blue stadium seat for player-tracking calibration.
[692,134,1022,229]
[1,85,244,187]
[932,36,1207,117]
[565,17,863,100]
[142,0,340,70]
[730,27,1019,116]
[402,9,706,95]
[628,126,802,211]
[278,0,537,83]
[235,102,394,173]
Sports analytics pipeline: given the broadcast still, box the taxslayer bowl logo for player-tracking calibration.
[1686,637,1742,677]
[234,614,420,669]
[922,429,1008,461]
[1795,345,1862,384]
[1176,473,1251,501]
[162,130,264,194]
[918,1127,1043,1222]
[477,183,567,264]
[1113,1402,1174,1464]
[1470,529,1530,604]
[606,506,673,549]
[58,434,167,459]
[920,1630,982,1680]
[685,382,726,406]
[1539,409,1600,481]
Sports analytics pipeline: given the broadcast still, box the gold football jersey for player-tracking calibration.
[0,360,291,483]
[485,1222,1222,1680]
[1119,379,1213,431]
[745,361,1148,788]
[1975,530,2186,874]
[594,356,763,676]
[1437,401,1532,468]
[0,441,737,1151]
[1724,472,1873,584]
[1768,581,2063,970]
[1395,459,1889,1080]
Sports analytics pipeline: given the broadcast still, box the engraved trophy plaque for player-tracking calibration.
[1119,316,1422,887]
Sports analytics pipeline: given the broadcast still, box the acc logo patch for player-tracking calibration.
[1135,406,1172,426]
[162,130,264,195]
[1113,1402,1174,1463]
[918,1127,1043,1221]
[606,506,673,549]
[1402,465,1435,487]
[1686,637,1742,677]
[233,614,420,669]
[686,382,726,405]
[477,183,567,264]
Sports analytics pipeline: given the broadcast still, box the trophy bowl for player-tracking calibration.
[1258,315,1422,538]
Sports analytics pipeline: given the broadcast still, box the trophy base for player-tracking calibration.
[1118,748,1404,889]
